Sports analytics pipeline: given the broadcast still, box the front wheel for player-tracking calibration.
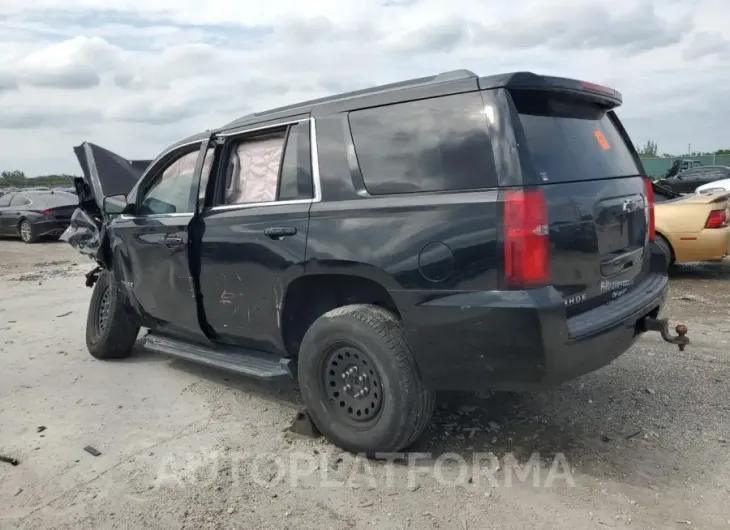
[86,270,140,359]
[297,304,435,454]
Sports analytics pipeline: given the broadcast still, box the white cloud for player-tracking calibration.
[14,36,123,89]
[0,0,728,175]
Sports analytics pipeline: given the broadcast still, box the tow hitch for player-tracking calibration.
[642,317,689,351]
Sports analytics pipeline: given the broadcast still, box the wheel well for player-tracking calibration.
[281,274,400,357]
[16,217,27,234]
[655,231,675,263]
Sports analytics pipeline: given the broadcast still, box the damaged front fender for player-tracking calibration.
[62,141,148,280]
[60,204,114,280]
[59,207,104,260]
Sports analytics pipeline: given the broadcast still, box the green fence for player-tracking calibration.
[641,155,730,178]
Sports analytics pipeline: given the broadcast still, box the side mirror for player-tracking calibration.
[102,194,129,215]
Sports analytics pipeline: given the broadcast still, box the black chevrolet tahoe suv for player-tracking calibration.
[63,69,688,454]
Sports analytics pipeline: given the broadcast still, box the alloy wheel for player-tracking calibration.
[19,222,32,242]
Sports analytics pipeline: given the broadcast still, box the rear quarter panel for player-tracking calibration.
[306,113,501,298]
[656,193,730,261]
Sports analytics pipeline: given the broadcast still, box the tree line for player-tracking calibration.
[0,170,77,188]
[636,141,730,159]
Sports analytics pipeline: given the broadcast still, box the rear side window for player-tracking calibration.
[11,194,30,207]
[708,168,729,179]
[278,123,313,201]
[511,90,640,183]
[348,92,496,195]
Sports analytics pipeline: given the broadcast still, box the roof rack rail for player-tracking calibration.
[432,69,478,82]
[224,69,479,127]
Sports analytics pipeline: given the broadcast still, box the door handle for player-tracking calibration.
[163,235,184,248]
[264,226,297,239]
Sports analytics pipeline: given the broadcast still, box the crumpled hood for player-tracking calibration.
[73,142,151,209]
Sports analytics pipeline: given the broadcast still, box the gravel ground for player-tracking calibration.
[1,240,729,529]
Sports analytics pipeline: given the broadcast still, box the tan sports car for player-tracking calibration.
[653,183,730,264]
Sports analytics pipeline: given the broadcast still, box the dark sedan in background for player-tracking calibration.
[657,165,730,194]
[0,190,77,243]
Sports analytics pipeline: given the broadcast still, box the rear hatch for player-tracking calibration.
[508,86,651,316]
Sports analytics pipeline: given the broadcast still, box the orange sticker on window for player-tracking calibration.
[594,130,610,150]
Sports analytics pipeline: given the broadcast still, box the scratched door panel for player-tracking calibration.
[110,215,206,342]
[198,203,309,354]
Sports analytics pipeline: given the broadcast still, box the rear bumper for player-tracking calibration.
[395,251,670,392]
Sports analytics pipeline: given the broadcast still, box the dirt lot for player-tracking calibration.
[1,240,729,529]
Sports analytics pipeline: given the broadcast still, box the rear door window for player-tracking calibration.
[221,131,286,205]
[216,122,313,206]
[278,123,313,201]
[510,90,641,183]
[348,92,497,195]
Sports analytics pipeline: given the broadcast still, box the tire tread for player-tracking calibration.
[301,304,434,453]
[86,271,139,360]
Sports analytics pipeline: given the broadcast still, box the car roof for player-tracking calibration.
[156,69,623,156]
[18,190,77,204]
[685,165,728,170]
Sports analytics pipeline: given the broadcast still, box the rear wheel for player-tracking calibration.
[297,304,435,454]
[18,220,37,243]
[86,270,140,360]
[656,234,674,266]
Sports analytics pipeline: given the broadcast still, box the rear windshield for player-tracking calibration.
[511,90,641,183]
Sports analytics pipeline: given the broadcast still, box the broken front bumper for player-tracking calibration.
[60,208,102,259]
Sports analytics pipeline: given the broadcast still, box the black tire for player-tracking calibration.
[656,234,674,266]
[18,220,38,243]
[86,270,140,360]
[297,304,435,454]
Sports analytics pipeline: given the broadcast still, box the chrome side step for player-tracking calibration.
[144,334,292,381]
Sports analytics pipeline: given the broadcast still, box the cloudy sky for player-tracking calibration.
[0,0,728,176]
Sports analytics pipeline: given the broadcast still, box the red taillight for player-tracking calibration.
[580,81,615,94]
[503,188,550,288]
[705,209,727,229]
[642,177,655,241]
[40,209,52,216]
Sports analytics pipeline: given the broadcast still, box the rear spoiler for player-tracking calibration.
[479,72,622,108]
